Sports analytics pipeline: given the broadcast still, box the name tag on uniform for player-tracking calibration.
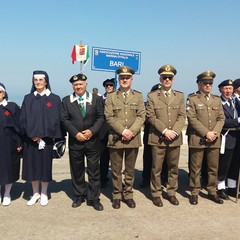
[130,103,138,106]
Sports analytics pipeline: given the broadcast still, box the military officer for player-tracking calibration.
[104,66,145,209]
[187,71,225,205]
[217,79,239,200]
[146,64,186,207]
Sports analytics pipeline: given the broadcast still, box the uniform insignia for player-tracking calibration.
[73,75,78,80]
[165,65,170,71]
[123,67,127,73]
[197,103,203,107]
[130,103,138,106]
[82,75,86,80]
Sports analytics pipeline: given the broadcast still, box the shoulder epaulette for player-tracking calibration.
[132,89,142,94]
[188,92,198,97]
[212,94,221,98]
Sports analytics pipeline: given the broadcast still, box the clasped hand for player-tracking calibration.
[76,129,93,142]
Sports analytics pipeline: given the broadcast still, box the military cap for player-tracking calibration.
[218,79,233,88]
[197,71,216,83]
[158,64,177,76]
[102,78,115,87]
[69,73,87,83]
[116,66,135,76]
[233,78,240,89]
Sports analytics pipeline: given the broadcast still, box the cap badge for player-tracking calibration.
[82,75,86,80]
[229,80,233,84]
[123,67,127,73]
[73,75,78,81]
[165,66,170,71]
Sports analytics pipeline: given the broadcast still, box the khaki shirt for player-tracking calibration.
[104,89,145,148]
[186,92,225,148]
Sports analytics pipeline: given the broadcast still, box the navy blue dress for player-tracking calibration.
[0,102,22,185]
[20,92,63,182]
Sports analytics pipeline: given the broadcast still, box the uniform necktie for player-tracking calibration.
[205,95,209,101]
[228,99,234,110]
[124,92,128,102]
[165,92,170,98]
[79,97,86,118]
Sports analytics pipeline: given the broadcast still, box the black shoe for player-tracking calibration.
[124,199,136,208]
[208,194,224,204]
[87,199,104,211]
[72,197,85,208]
[218,189,229,200]
[189,195,198,205]
[112,199,121,209]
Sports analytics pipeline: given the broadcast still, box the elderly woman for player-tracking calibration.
[0,83,22,206]
[20,70,63,206]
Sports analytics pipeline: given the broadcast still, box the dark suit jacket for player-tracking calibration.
[61,91,104,150]
[221,97,239,149]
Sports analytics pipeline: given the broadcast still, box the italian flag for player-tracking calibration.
[71,45,90,65]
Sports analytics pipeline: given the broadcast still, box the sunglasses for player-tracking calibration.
[201,81,213,86]
[119,76,131,80]
[105,84,114,87]
[162,76,173,80]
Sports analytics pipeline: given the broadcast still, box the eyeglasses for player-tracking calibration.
[119,76,131,80]
[202,81,213,86]
[105,84,114,87]
[162,76,173,80]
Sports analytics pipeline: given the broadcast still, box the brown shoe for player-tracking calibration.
[152,197,163,207]
[112,199,121,209]
[189,195,198,205]
[124,199,136,208]
[168,196,179,205]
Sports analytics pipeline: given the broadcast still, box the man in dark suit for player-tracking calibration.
[146,64,186,207]
[226,78,240,197]
[99,78,115,188]
[61,73,104,211]
[187,71,225,205]
[217,80,240,200]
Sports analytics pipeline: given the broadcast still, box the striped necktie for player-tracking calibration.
[79,97,86,118]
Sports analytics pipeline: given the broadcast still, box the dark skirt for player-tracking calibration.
[0,130,21,185]
[22,137,54,182]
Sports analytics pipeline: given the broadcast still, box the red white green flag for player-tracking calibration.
[71,45,90,65]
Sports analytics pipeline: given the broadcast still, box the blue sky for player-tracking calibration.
[1,0,240,104]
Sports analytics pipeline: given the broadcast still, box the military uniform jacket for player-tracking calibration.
[186,92,225,148]
[104,89,145,149]
[146,88,186,147]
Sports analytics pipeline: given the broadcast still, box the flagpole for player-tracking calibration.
[80,40,83,73]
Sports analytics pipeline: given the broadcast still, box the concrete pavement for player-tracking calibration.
[1,142,240,240]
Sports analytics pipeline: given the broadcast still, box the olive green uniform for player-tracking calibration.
[104,89,145,200]
[146,88,186,197]
[187,93,225,195]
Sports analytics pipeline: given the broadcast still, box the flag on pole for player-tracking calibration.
[71,45,90,65]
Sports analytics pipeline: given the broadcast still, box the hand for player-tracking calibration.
[82,129,93,140]
[76,132,88,142]
[32,137,40,142]
[122,129,134,141]
[206,131,218,142]
[164,130,177,141]
[17,146,23,152]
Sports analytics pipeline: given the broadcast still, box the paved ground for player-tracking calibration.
[1,142,240,240]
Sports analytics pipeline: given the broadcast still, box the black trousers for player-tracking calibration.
[69,145,100,201]
[218,149,234,182]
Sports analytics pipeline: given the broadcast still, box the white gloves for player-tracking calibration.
[38,139,46,150]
